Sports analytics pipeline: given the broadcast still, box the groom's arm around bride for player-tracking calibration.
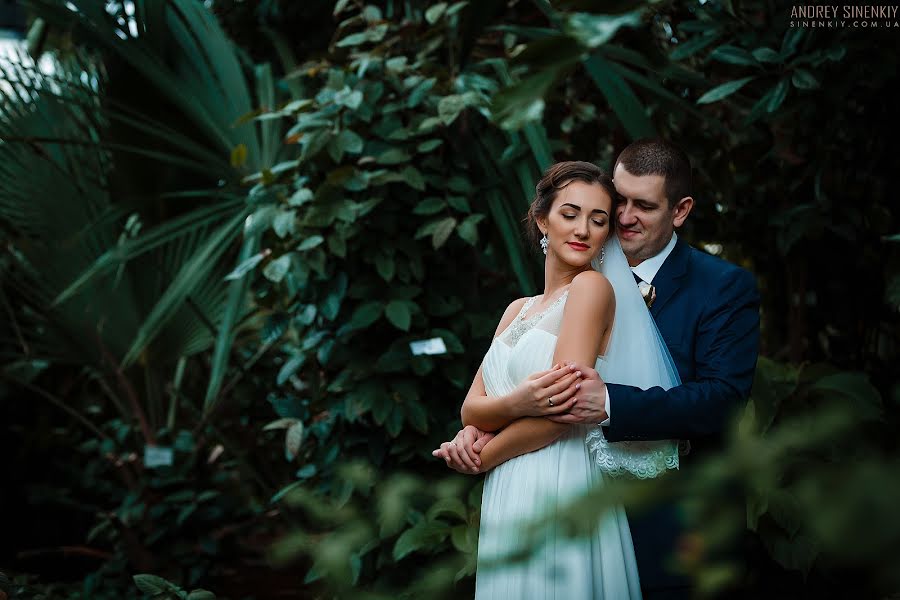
[552,249,760,450]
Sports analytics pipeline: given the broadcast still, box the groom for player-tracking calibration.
[438,138,760,599]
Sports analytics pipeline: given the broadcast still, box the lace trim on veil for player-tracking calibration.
[585,429,683,479]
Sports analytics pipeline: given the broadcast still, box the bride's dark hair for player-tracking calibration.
[525,161,617,248]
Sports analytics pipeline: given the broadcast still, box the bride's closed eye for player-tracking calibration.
[562,214,607,227]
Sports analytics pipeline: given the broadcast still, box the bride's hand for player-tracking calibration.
[432,425,495,474]
[509,363,583,417]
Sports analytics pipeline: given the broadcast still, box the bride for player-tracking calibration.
[433,161,680,599]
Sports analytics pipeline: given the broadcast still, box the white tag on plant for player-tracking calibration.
[144,445,174,468]
[410,337,447,356]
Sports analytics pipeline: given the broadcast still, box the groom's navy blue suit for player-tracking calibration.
[604,237,761,598]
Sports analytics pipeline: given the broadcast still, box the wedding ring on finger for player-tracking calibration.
[548,396,554,407]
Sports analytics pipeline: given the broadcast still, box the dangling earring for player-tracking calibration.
[597,245,605,265]
[540,233,549,255]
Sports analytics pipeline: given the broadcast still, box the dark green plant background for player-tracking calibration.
[1,1,898,599]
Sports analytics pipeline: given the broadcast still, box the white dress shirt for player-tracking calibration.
[600,233,678,426]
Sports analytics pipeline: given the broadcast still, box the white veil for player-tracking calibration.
[585,234,682,479]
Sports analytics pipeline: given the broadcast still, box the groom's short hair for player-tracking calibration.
[614,138,692,207]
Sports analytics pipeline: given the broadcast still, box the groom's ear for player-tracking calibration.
[672,196,694,228]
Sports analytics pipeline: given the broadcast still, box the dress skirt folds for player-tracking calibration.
[474,294,642,600]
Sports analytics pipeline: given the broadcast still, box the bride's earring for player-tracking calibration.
[597,246,605,265]
[540,233,549,255]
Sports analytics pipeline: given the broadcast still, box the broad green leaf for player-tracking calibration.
[425,2,448,24]
[224,251,267,280]
[393,521,449,561]
[263,254,293,282]
[277,355,306,385]
[417,139,443,153]
[670,32,721,60]
[564,10,642,48]
[405,400,428,433]
[426,497,467,522]
[285,421,305,460]
[385,300,411,331]
[350,302,383,329]
[492,70,555,131]
[133,575,180,595]
[438,94,470,125]
[328,233,347,257]
[431,217,457,249]
[375,253,396,281]
[457,214,486,245]
[297,304,317,325]
[780,28,804,58]
[264,417,300,431]
[407,78,436,108]
[385,56,408,72]
[826,46,847,62]
[697,77,755,105]
[272,209,296,238]
[402,166,426,191]
[752,47,781,63]
[791,69,820,90]
[337,129,364,154]
[451,524,475,553]
[321,272,347,320]
[414,197,446,215]
[447,196,472,213]
[334,87,363,110]
[710,45,758,66]
[376,149,410,165]
[767,78,790,112]
[289,188,314,207]
[336,24,389,47]
[297,235,325,251]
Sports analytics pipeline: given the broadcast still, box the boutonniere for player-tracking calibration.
[638,281,656,308]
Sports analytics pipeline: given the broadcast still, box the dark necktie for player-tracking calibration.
[633,272,656,308]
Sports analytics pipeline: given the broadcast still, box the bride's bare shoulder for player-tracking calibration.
[493,297,529,337]
[569,271,614,309]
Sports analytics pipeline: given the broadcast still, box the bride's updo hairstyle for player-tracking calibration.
[525,161,617,248]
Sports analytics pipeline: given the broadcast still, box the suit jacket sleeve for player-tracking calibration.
[604,267,760,442]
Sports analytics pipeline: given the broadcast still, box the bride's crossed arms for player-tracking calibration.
[434,269,615,474]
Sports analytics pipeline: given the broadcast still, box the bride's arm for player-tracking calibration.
[461,299,583,431]
[476,271,615,471]
[459,298,527,431]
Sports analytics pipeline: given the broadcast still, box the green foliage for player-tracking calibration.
[2,0,899,598]
[132,574,216,600]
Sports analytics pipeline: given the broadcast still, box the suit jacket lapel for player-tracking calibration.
[650,237,690,318]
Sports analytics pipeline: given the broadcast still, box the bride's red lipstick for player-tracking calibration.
[566,242,590,251]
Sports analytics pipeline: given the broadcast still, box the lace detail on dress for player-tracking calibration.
[585,427,680,479]
[503,290,569,347]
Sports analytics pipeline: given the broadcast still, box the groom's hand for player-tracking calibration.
[432,425,496,474]
[546,363,608,424]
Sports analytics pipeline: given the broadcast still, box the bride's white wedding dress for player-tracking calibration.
[475,292,641,599]
[474,237,681,600]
